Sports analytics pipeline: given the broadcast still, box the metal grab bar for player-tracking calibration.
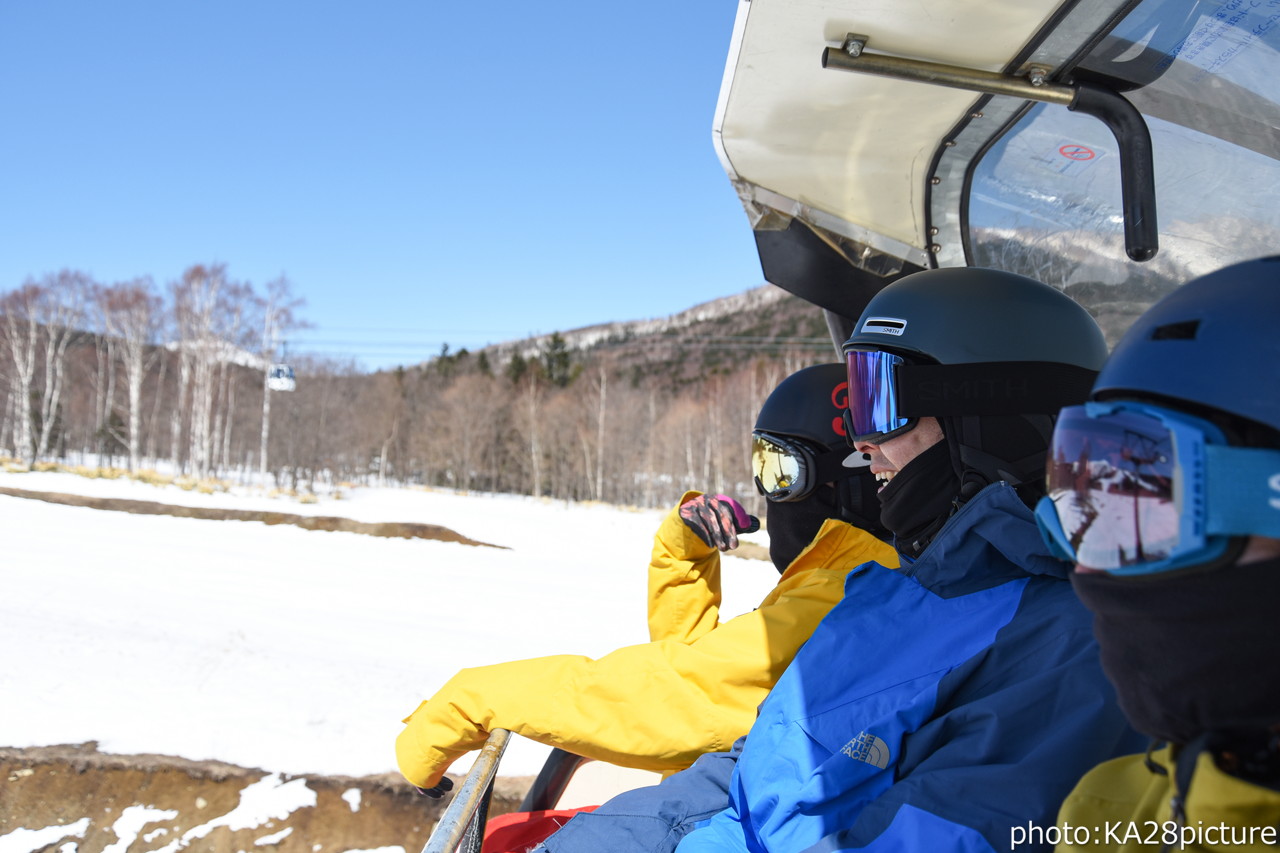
[822,38,1159,262]
[421,729,512,853]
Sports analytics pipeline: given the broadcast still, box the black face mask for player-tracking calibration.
[766,485,840,574]
[1072,555,1280,746]
[765,471,890,573]
[877,440,960,557]
[835,464,889,541]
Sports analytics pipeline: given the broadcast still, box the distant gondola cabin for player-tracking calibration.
[267,363,296,392]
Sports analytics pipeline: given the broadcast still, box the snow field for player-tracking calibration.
[0,471,777,780]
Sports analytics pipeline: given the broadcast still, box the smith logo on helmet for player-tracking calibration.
[860,317,906,336]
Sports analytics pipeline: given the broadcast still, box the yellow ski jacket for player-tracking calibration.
[1055,745,1280,852]
[395,491,898,788]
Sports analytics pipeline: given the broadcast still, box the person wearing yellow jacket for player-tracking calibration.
[1053,746,1280,852]
[396,363,898,792]
[1034,259,1280,853]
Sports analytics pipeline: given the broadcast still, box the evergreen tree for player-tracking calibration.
[507,352,528,384]
[542,332,573,388]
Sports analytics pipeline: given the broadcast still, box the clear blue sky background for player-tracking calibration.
[0,2,762,371]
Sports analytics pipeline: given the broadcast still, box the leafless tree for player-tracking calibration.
[170,264,244,478]
[88,283,120,460]
[437,373,505,492]
[257,276,307,478]
[0,281,44,460]
[592,365,607,501]
[509,371,545,497]
[101,278,162,471]
[36,272,89,459]
[0,272,90,462]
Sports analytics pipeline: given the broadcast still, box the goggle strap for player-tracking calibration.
[958,441,1045,486]
[896,362,1097,418]
[813,448,864,484]
[1204,444,1280,538]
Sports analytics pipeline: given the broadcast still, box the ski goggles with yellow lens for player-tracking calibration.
[1035,401,1280,576]
[751,431,869,502]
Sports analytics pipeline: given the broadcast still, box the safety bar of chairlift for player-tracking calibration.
[420,728,511,853]
[822,37,1158,262]
[519,748,592,812]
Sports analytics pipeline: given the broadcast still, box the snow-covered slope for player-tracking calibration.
[0,472,777,780]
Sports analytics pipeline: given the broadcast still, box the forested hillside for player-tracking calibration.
[0,265,834,510]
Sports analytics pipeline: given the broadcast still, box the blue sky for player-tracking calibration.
[0,2,761,370]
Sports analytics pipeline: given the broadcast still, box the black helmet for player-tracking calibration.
[842,267,1108,495]
[752,363,884,537]
[754,363,852,452]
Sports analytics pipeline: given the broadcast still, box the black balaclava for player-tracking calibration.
[765,473,887,574]
[875,413,1052,558]
[877,439,960,558]
[1071,556,1280,747]
[766,490,836,573]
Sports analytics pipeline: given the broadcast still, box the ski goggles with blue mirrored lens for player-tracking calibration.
[751,431,869,502]
[1035,401,1280,576]
[842,349,916,444]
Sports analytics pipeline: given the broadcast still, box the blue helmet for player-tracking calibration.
[1036,256,1280,579]
[1092,256,1280,433]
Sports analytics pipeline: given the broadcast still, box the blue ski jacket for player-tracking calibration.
[540,483,1144,853]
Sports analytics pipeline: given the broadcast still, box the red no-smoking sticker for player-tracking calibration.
[1059,144,1096,161]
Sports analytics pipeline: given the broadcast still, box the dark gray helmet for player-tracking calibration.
[843,267,1108,495]
[844,266,1107,376]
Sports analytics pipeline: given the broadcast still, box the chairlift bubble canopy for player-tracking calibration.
[714,0,1280,343]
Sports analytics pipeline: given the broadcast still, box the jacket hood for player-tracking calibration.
[898,482,1071,598]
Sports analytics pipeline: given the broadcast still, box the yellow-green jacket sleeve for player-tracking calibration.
[395,518,898,789]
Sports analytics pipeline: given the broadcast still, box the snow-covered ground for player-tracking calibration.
[0,470,777,781]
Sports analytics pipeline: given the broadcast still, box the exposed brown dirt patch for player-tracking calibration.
[0,743,532,853]
[0,487,503,548]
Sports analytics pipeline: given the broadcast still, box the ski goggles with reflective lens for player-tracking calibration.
[842,349,917,444]
[1035,401,1280,576]
[751,431,870,502]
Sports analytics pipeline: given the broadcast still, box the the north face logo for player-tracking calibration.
[840,731,890,768]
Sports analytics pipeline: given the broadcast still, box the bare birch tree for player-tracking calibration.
[170,264,235,478]
[102,278,161,471]
[0,281,44,461]
[89,283,120,460]
[514,372,544,497]
[593,365,607,501]
[31,271,89,460]
[257,276,306,478]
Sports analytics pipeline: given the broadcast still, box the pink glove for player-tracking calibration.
[679,494,760,551]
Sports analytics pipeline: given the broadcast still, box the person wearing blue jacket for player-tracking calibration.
[536,268,1145,853]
